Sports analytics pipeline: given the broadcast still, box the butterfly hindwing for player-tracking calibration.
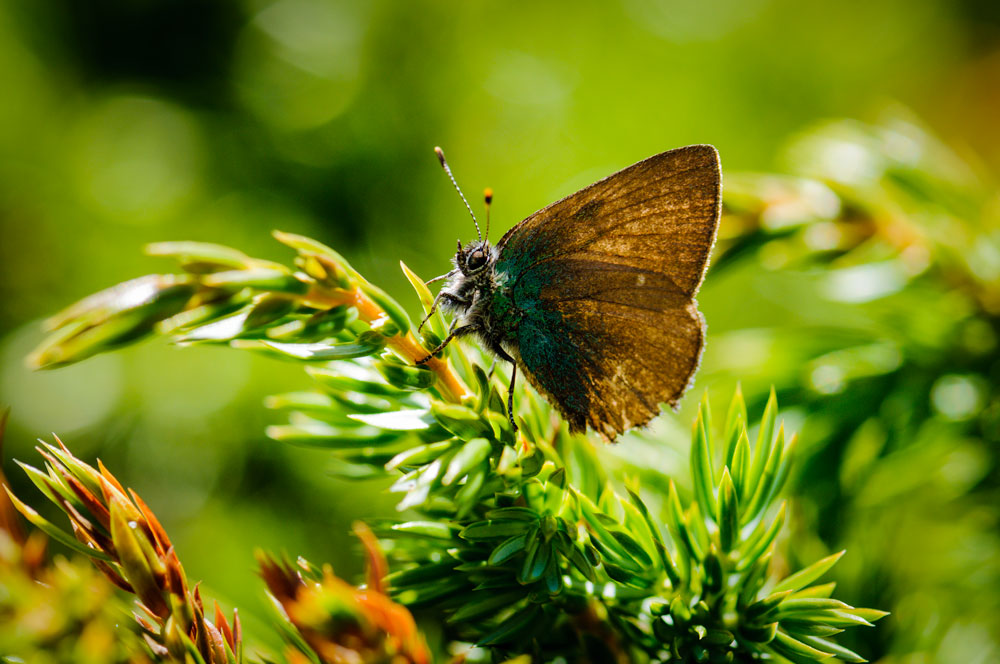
[495,145,721,438]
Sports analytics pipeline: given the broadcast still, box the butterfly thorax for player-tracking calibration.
[440,240,521,356]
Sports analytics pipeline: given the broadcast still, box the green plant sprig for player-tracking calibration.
[23,233,886,662]
[28,231,473,404]
[378,388,885,663]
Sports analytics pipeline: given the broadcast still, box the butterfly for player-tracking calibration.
[418,145,721,441]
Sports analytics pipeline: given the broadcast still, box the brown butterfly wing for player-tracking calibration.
[495,145,721,439]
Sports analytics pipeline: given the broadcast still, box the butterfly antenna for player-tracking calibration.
[434,146,481,242]
[483,188,493,240]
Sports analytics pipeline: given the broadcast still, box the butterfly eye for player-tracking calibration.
[467,250,487,271]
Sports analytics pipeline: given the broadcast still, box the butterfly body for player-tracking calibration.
[436,240,512,350]
[425,145,722,441]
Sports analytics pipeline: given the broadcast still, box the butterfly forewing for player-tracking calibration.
[495,145,721,438]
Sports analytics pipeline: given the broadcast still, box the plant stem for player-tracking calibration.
[304,285,473,403]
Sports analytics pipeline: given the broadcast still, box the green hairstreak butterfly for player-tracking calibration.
[419,145,721,440]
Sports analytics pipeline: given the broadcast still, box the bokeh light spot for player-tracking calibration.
[810,364,845,394]
[486,52,575,109]
[625,0,770,42]
[0,322,123,434]
[235,0,364,131]
[931,375,984,421]
[71,95,202,226]
[823,261,907,303]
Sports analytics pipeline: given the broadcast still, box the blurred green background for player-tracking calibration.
[1,0,998,661]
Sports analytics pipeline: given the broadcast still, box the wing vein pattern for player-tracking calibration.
[494,145,721,439]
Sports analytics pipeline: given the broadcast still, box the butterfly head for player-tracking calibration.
[455,239,497,277]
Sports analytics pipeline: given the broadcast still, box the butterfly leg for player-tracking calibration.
[418,270,459,331]
[490,346,519,432]
[424,268,457,286]
[418,290,445,333]
[418,289,469,333]
[506,363,518,433]
[416,320,474,364]
[418,305,436,334]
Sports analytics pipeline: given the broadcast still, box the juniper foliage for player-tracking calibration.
[6,218,886,663]
[707,115,1000,660]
